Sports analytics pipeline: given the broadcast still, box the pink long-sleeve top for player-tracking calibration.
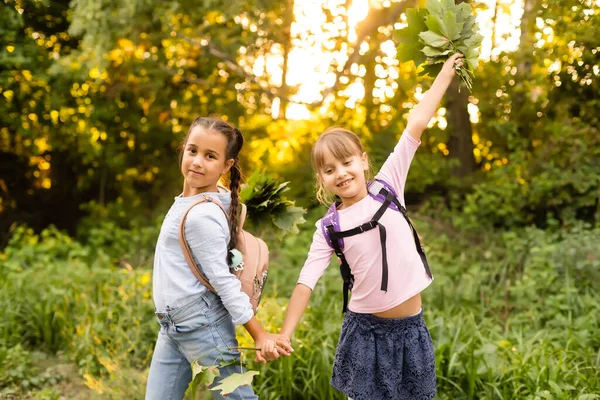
[297,131,433,313]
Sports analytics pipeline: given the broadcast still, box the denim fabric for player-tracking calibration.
[331,310,436,400]
[153,191,253,325]
[145,291,257,400]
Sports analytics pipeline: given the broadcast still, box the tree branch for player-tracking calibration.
[169,0,416,107]
[311,0,416,106]
[173,31,277,94]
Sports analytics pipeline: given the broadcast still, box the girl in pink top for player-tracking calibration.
[278,54,464,400]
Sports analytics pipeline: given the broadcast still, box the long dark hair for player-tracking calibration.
[180,116,244,265]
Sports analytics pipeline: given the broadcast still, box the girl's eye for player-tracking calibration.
[344,160,352,165]
[207,154,215,159]
[188,149,196,154]
[324,169,333,174]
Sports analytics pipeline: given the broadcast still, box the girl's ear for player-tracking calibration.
[223,158,235,175]
[361,152,369,171]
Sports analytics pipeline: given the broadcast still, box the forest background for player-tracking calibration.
[0,0,599,398]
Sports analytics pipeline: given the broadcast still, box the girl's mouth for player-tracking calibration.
[337,178,353,187]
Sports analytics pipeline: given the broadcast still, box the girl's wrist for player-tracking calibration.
[244,316,266,341]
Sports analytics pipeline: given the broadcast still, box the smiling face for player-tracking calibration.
[180,126,234,197]
[318,149,369,208]
[312,128,370,208]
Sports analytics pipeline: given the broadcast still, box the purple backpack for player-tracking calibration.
[321,179,432,312]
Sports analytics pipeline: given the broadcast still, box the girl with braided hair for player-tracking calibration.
[146,117,292,400]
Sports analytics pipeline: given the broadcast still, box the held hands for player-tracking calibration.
[253,333,294,364]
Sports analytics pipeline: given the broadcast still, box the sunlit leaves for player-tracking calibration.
[240,170,306,238]
[395,8,428,67]
[395,0,482,90]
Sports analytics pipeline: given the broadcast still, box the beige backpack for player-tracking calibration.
[178,194,269,313]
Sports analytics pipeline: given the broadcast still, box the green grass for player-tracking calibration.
[0,219,598,399]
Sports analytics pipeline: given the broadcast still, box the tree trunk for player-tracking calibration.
[445,0,475,178]
[513,0,539,121]
[446,75,475,177]
[278,0,294,119]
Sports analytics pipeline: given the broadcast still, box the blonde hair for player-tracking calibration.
[311,127,373,204]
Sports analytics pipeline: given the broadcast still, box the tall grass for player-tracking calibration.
[0,220,598,398]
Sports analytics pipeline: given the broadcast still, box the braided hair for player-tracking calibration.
[180,117,244,265]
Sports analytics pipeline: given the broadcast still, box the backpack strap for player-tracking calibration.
[178,194,229,294]
[321,179,433,313]
[376,185,432,280]
[368,179,431,277]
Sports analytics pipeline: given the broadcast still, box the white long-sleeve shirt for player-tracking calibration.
[152,191,253,325]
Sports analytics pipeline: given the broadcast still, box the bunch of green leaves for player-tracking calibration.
[395,0,483,90]
[240,170,306,239]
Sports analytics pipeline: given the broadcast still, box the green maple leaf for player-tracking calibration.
[212,371,260,396]
[441,0,457,11]
[419,30,450,48]
[464,33,483,49]
[418,63,444,77]
[396,8,428,65]
[184,362,220,400]
[466,57,479,71]
[421,46,452,57]
[426,0,444,17]
[397,39,428,66]
[454,2,473,21]
[425,14,444,35]
[428,56,449,64]
[440,10,463,41]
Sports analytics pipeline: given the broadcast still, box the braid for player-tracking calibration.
[226,128,244,266]
[227,159,241,265]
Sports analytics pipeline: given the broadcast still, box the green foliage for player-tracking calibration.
[1,218,599,398]
[395,0,482,90]
[240,170,306,238]
[451,121,600,230]
[0,345,65,396]
[1,0,600,397]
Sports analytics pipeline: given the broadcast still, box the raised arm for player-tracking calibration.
[406,53,464,141]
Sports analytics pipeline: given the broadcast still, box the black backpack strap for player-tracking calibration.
[327,225,354,313]
[333,192,395,299]
[370,191,396,291]
[389,196,432,279]
[326,188,431,313]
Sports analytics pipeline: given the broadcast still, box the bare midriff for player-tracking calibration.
[372,293,422,319]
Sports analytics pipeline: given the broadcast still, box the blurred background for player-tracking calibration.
[0,0,598,398]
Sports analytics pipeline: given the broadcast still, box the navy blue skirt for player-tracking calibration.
[330,309,436,400]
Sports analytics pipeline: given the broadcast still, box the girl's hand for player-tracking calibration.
[254,337,277,364]
[254,333,294,363]
[273,334,294,356]
[440,53,464,79]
